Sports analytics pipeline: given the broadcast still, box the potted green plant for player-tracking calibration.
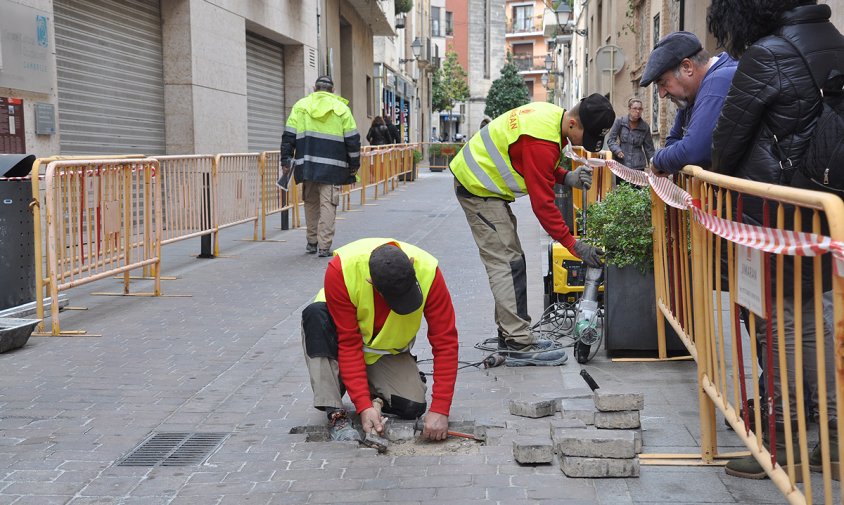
[400,149,423,182]
[581,184,683,355]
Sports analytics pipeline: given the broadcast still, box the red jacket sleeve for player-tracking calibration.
[510,136,577,250]
[324,256,373,413]
[423,268,459,416]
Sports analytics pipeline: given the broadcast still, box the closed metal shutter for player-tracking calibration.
[54,0,165,155]
[246,33,285,152]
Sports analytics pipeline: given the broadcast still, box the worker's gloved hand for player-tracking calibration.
[572,240,605,269]
[360,406,385,435]
[279,158,292,176]
[349,166,359,178]
[423,411,449,441]
[564,166,593,190]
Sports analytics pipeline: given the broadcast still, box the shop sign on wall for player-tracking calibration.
[0,0,54,94]
[0,97,27,154]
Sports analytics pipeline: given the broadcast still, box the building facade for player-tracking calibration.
[504,0,551,103]
[0,0,399,158]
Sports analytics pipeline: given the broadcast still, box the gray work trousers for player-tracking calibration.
[302,181,339,250]
[455,186,532,347]
[301,302,427,418]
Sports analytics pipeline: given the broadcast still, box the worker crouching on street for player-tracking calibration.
[301,238,459,442]
[450,95,615,366]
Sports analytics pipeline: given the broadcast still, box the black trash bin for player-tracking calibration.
[0,154,37,311]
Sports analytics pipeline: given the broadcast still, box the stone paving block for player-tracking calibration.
[594,389,645,412]
[558,387,595,400]
[383,420,417,442]
[594,410,641,429]
[556,429,636,458]
[597,427,643,454]
[560,455,640,478]
[512,437,554,464]
[508,398,555,418]
[559,398,596,425]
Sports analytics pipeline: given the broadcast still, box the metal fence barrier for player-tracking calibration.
[37,158,161,336]
[574,147,844,505]
[28,147,418,336]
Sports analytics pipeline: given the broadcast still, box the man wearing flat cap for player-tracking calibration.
[640,31,738,175]
[281,75,361,257]
[301,238,459,443]
[449,96,614,366]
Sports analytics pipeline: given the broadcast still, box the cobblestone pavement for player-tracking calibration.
[0,170,833,504]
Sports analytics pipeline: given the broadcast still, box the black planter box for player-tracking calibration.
[604,265,686,356]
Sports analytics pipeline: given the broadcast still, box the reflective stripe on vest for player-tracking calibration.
[313,238,438,365]
[450,102,565,200]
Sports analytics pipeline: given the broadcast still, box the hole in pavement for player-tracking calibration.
[289,419,483,455]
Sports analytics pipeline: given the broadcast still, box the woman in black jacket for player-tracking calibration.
[366,116,391,146]
[708,0,844,481]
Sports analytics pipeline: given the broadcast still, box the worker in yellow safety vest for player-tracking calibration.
[301,238,459,443]
[450,95,615,366]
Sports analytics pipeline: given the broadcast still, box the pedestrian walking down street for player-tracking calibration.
[301,238,459,442]
[449,96,614,366]
[281,75,361,257]
[606,98,655,171]
[708,0,844,481]
[640,31,738,175]
[366,116,392,146]
[384,115,402,144]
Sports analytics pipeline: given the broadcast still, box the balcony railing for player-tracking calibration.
[507,17,543,34]
[511,54,547,72]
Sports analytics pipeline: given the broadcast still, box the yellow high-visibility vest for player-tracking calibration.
[450,102,566,200]
[315,238,438,364]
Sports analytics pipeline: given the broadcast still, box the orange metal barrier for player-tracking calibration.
[646,165,844,504]
[154,155,215,246]
[258,151,301,240]
[37,158,161,335]
[213,153,260,255]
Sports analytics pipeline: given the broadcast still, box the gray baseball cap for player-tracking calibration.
[640,31,703,87]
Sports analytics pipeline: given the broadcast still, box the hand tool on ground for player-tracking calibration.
[412,418,483,441]
[361,397,389,453]
[580,368,600,391]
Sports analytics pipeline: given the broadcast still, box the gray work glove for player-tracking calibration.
[572,240,605,269]
[564,166,593,190]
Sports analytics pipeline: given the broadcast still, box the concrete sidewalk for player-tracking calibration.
[0,171,829,504]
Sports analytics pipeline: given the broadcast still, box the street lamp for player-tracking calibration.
[399,37,423,64]
[545,53,553,72]
[554,2,588,37]
[541,73,549,88]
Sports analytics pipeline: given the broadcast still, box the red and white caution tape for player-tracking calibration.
[563,147,844,275]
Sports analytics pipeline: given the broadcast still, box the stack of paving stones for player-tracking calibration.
[558,387,643,477]
[504,388,644,478]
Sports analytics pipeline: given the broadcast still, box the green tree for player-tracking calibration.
[431,51,469,112]
[484,57,530,119]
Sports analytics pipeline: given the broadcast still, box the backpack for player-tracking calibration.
[778,36,844,194]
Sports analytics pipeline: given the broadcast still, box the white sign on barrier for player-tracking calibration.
[737,244,766,318]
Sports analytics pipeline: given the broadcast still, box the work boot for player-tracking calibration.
[318,248,332,257]
[809,422,840,480]
[499,337,556,352]
[499,344,568,367]
[306,242,318,254]
[328,410,361,442]
[725,429,802,480]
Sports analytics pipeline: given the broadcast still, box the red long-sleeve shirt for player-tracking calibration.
[323,255,459,416]
[509,135,577,250]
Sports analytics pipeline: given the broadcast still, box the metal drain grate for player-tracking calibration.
[118,432,229,467]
